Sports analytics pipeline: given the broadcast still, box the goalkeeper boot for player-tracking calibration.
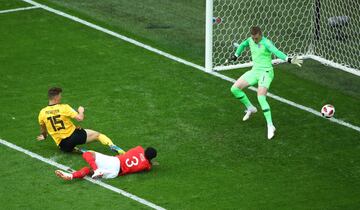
[55,170,73,180]
[110,145,125,155]
[267,124,276,140]
[242,106,257,121]
[91,169,104,179]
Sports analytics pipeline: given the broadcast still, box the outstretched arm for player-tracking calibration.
[263,40,287,61]
[263,40,303,67]
[235,38,250,57]
[227,38,250,63]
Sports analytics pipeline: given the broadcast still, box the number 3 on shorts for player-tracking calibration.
[125,156,139,167]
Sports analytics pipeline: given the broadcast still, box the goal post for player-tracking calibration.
[205,0,213,72]
[205,0,360,76]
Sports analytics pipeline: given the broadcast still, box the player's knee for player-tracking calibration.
[230,85,240,94]
[93,132,100,139]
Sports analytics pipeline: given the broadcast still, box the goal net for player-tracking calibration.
[206,0,360,76]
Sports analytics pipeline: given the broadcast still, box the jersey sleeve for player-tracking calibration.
[235,38,250,57]
[63,104,78,118]
[263,39,288,61]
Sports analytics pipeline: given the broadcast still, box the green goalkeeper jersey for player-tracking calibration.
[235,36,288,70]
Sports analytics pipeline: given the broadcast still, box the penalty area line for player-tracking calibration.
[21,0,360,133]
[0,139,166,210]
[0,5,40,14]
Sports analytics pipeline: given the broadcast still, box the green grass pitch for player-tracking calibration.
[0,0,360,209]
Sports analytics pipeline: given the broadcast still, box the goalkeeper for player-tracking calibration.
[228,26,302,139]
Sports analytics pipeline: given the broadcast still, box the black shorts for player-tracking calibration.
[59,128,87,152]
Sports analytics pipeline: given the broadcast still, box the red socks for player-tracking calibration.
[72,167,90,179]
[82,152,98,171]
[71,152,98,179]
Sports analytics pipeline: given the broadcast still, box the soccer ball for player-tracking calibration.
[321,104,335,118]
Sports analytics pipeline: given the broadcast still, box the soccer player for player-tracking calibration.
[55,146,157,180]
[228,26,303,139]
[37,87,125,154]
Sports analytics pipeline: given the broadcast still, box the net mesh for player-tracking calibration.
[212,0,360,72]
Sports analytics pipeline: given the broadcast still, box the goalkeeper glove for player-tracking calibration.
[225,54,238,64]
[287,56,303,67]
[230,54,238,62]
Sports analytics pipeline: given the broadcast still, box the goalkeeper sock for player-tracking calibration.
[257,95,273,126]
[72,167,90,179]
[98,134,114,146]
[82,152,98,171]
[231,86,253,109]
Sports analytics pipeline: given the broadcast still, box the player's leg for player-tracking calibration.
[72,167,91,179]
[82,151,105,178]
[230,70,258,121]
[81,151,105,178]
[58,138,76,153]
[231,74,253,108]
[55,167,90,180]
[82,151,98,171]
[58,128,87,153]
[257,87,272,125]
[81,151,120,179]
[84,129,125,154]
[54,152,97,180]
[92,152,121,179]
[257,71,276,139]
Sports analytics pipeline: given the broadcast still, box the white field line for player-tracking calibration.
[21,0,204,72]
[21,0,360,133]
[0,5,39,14]
[0,139,166,210]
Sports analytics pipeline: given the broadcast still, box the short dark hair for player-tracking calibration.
[250,26,262,35]
[145,147,157,161]
[48,87,62,99]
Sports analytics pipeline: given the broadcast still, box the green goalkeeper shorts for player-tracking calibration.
[240,68,274,89]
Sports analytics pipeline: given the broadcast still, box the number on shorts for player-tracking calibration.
[125,156,139,168]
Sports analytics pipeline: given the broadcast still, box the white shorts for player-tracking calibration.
[94,152,120,179]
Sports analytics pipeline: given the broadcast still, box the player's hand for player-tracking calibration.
[225,54,238,64]
[37,135,45,141]
[289,56,303,67]
[78,106,85,113]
